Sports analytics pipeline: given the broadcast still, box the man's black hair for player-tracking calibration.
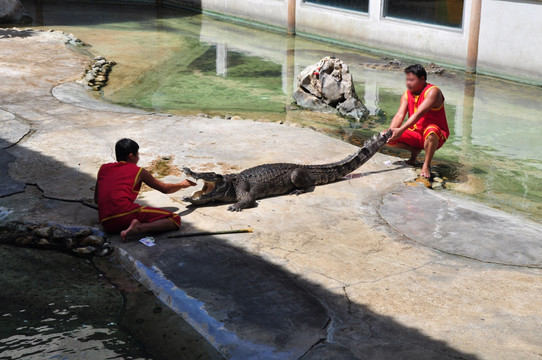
[404,64,427,81]
[115,138,139,162]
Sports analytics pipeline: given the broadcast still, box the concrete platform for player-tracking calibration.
[380,185,542,267]
[1,29,542,359]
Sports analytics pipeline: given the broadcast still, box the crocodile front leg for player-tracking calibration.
[228,180,256,212]
[228,194,256,212]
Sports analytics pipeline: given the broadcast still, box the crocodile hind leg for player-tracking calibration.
[290,168,314,195]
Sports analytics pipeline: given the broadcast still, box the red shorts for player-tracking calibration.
[389,124,447,150]
[101,206,181,233]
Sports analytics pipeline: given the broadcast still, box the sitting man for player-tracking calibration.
[94,138,196,242]
[387,64,449,178]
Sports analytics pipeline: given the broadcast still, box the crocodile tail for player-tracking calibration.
[307,129,392,185]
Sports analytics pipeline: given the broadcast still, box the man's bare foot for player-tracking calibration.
[404,148,422,166]
[121,219,143,242]
[405,159,423,167]
[420,163,432,179]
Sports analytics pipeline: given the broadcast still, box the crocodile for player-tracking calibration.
[182,129,392,211]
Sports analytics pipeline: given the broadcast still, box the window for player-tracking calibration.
[304,0,369,13]
[383,0,464,28]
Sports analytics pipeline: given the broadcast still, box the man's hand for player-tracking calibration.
[388,127,404,142]
[181,179,197,188]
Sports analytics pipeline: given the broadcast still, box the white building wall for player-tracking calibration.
[165,0,289,28]
[294,0,471,67]
[477,0,542,83]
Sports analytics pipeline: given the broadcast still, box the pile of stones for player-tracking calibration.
[411,170,447,190]
[81,56,116,91]
[363,59,446,75]
[0,222,112,257]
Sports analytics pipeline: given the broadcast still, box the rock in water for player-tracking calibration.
[15,236,34,246]
[33,226,52,238]
[0,0,32,24]
[74,246,96,255]
[74,228,93,240]
[431,181,444,190]
[80,235,104,247]
[337,97,368,120]
[293,57,369,121]
[51,227,71,242]
[415,177,432,188]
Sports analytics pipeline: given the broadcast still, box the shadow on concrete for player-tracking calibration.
[119,230,480,359]
[0,29,36,38]
[0,127,479,359]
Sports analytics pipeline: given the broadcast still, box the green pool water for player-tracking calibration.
[23,1,542,223]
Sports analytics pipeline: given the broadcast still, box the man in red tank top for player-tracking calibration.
[94,138,196,242]
[387,64,449,178]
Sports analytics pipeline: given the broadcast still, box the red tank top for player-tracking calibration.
[96,162,142,222]
[406,83,449,138]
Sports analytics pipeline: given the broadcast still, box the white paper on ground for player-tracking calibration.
[139,237,156,247]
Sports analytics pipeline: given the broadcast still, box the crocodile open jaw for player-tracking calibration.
[189,180,216,201]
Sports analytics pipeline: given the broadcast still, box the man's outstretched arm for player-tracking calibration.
[138,168,196,194]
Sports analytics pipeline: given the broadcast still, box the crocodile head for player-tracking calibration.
[182,167,237,205]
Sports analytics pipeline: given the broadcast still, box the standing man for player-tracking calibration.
[387,64,449,178]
